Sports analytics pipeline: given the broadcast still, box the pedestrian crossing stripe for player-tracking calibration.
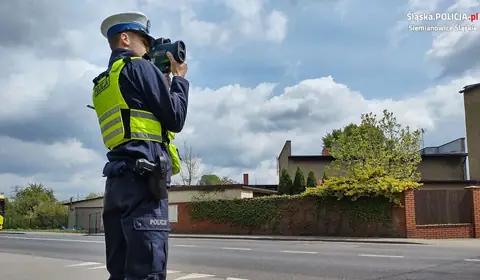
[173,274,215,279]
[64,262,249,279]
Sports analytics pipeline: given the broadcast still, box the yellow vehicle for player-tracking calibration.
[0,194,4,230]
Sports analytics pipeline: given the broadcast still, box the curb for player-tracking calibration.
[1,231,426,245]
[169,234,427,245]
[0,231,26,235]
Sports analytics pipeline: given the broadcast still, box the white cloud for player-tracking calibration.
[265,10,288,42]
[425,0,480,78]
[144,0,288,49]
[389,0,480,78]
[0,136,105,199]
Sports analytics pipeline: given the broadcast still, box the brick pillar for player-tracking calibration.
[404,189,416,238]
[465,186,480,238]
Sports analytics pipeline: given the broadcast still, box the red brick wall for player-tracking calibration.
[404,186,480,239]
[414,224,473,239]
[404,189,416,238]
[170,197,407,237]
[471,186,480,238]
[170,187,480,239]
[170,203,250,234]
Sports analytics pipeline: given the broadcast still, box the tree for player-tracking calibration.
[293,167,306,194]
[324,109,423,202]
[322,123,358,150]
[6,183,68,229]
[306,171,317,188]
[198,174,238,185]
[198,174,222,185]
[13,183,56,217]
[85,192,103,199]
[278,168,293,195]
[178,139,200,185]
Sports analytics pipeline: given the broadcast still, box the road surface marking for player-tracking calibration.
[66,262,102,267]
[227,278,249,280]
[221,247,252,251]
[359,254,404,258]
[464,258,480,262]
[174,244,198,247]
[281,250,317,254]
[87,265,107,270]
[0,236,104,244]
[173,273,215,279]
[167,270,181,273]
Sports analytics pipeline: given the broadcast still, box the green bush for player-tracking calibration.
[293,167,306,194]
[306,171,317,188]
[304,167,421,206]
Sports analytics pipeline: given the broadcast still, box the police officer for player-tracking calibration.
[91,11,188,280]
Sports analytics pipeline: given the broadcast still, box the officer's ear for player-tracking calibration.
[119,32,131,47]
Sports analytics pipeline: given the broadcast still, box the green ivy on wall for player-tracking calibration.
[189,195,291,228]
[189,192,395,229]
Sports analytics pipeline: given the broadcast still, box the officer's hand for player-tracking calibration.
[167,52,187,78]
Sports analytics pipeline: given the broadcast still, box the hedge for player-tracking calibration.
[189,172,420,229]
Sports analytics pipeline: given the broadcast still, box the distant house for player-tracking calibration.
[63,173,277,233]
[277,138,468,189]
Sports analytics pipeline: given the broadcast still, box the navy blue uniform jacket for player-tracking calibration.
[101,48,189,181]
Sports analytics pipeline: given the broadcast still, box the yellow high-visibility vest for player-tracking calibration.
[92,56,181,175]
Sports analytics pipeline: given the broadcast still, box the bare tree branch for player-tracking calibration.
[178,138,200,185]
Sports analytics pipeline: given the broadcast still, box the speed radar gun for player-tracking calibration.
[148,38,186,73]
[86,38,186,110]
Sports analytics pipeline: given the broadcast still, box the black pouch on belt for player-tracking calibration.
[134,157,168,200]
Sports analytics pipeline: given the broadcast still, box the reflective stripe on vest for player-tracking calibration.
[92,57,166,150]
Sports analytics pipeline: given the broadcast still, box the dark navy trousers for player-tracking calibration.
[102,161,169,280]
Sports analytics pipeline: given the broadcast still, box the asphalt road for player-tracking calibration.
[0,233,480,279]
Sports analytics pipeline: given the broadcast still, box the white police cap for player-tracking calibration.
[100,11,153,42]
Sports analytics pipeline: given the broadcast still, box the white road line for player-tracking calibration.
[66,262,102,267]
[0,236,104,244]
[464,258,480,262]
[173,273,215,279]
[281,250,317,254]
[227,278,249,280]
[87,265,107,270]
[174,244,198,248]
[221,247,252,251]
[167,270,181,273]
[359,254,404,259]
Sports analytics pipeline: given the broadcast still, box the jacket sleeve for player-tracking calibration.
[129,59,189,133]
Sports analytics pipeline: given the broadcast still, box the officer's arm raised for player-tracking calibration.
[131,60,189,133]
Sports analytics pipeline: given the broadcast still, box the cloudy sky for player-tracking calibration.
[0,0,478,199]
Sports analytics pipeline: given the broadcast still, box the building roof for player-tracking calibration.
[420,179,480,185]
[169,184,277,194]
[459,83,480,94]
[289,153,467,161]
[64,184,278,205]
[62,196,103,205]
